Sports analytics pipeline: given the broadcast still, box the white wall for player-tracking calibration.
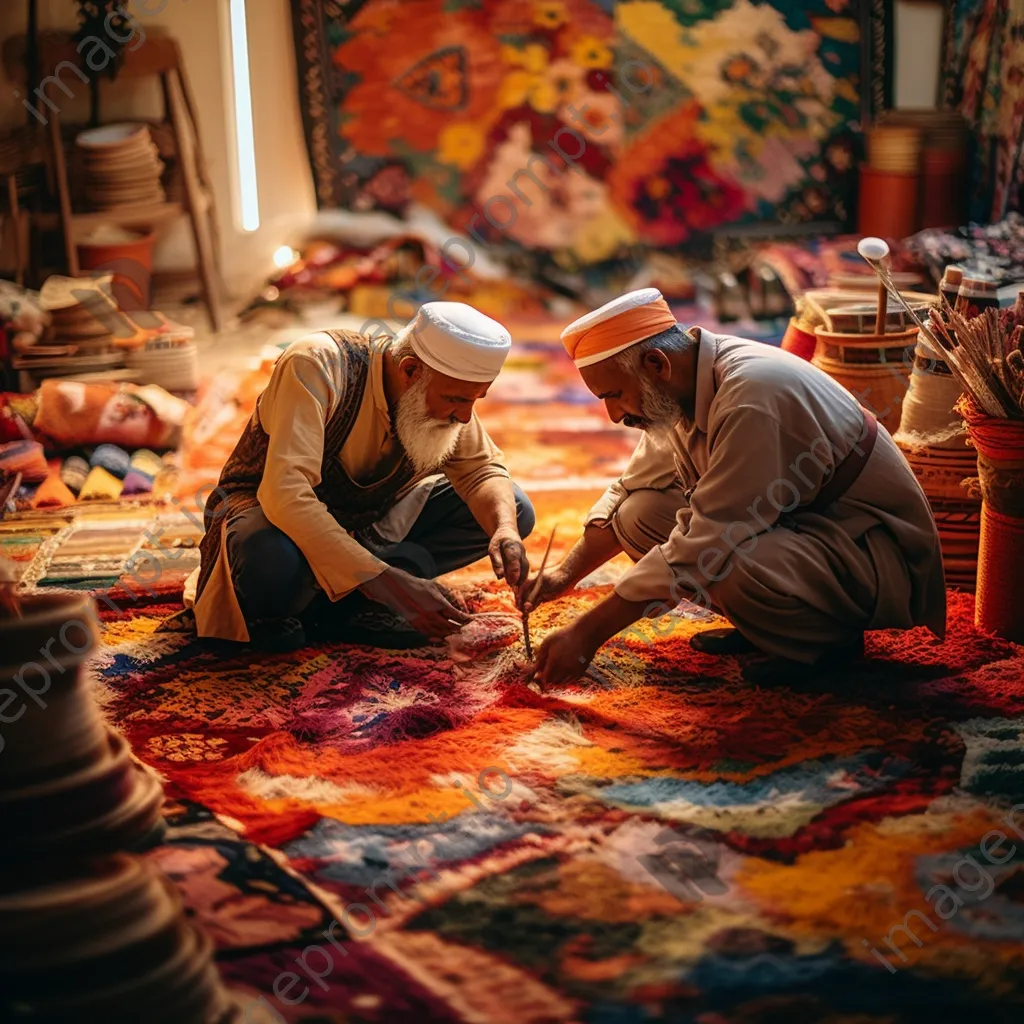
[0,0,316,298]
[894,1,945,109]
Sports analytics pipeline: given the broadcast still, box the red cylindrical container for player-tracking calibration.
[962,401,1024,642]
[921,149,966,229]
[858,166,919,239]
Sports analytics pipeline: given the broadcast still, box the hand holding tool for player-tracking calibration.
[521,526,557,661]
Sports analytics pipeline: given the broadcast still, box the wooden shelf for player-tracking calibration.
[34,195,208,235]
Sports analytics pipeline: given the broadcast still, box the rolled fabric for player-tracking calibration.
[60,455,90,495]
[121,468,154,495]
[90,443,131,480]
[31,473,77,509]
[0,440,48,483]
[78,465,124,501]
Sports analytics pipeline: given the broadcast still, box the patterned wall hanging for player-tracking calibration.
[291,0,892,267]
[942,0,1024,224]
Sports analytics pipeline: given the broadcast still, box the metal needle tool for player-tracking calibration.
[521,526,557,661]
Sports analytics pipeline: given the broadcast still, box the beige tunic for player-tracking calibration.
[588,329,946,657]
[187,332,510,642]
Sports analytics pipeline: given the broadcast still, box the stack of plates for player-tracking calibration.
[125,335,199,392]
[75,124,166,211]
[12,276,124,385]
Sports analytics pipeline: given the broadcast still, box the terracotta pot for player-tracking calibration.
[780,318,816,361]
[76,229,156,309]
[812,326,918,434]
[858,166,919,239]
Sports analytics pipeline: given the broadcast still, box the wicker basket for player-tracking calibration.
[812,326,918,434]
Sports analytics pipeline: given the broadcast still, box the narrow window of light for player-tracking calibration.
[228,0,259,231]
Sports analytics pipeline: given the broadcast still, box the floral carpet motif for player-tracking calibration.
[290,0,886,268]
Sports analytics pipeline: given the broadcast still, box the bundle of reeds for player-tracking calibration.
[924,292,1024,419]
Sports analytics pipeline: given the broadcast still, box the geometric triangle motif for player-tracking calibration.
[394,46,468,111]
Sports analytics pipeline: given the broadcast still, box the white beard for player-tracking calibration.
[637,374,682,438]
[394,376,464,475]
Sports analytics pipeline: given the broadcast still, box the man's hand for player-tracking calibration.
[488,527,529,600]
[517,563,572,612]
[360,566,473,639]
[528,623,598,687]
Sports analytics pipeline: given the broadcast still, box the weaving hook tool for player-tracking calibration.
[521,525,557,661]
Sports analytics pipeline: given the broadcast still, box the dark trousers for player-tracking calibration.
[226,479,536,624]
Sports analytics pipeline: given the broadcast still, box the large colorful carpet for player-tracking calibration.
[290,0,892,271]
[61,321,1024,1022]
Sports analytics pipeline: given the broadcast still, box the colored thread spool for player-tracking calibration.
[90,443,131,480]
[60,455,90,495]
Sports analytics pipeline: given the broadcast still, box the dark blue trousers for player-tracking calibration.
[226,479,535,624]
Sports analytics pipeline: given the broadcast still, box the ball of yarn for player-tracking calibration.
[121,468,154,495]
[60,456,90,495]
[129,448,163,477]
[90,444,131,480]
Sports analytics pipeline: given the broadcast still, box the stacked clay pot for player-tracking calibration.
[0,594,241,1021]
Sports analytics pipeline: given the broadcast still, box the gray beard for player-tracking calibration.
[638,375,682,438]
[394,377,463,475]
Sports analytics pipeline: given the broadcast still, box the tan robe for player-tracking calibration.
[588,329,946,662]
[186,332,510,642]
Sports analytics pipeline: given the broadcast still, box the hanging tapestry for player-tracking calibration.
[942,0,1024,224]
[291,0,892,266]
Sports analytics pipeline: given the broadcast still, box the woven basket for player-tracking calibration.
[812,326,917,434]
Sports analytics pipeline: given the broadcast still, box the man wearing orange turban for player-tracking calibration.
[522,289,946,685]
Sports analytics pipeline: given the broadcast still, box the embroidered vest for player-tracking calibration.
[196,331,415,598]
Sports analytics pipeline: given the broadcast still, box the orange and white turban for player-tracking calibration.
[561,288,677,369]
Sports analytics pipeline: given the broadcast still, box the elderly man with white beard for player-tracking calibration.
[522,289,945,686]
[188,302,535,651]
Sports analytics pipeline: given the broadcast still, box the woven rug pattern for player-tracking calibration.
[16,321,1024,1020]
